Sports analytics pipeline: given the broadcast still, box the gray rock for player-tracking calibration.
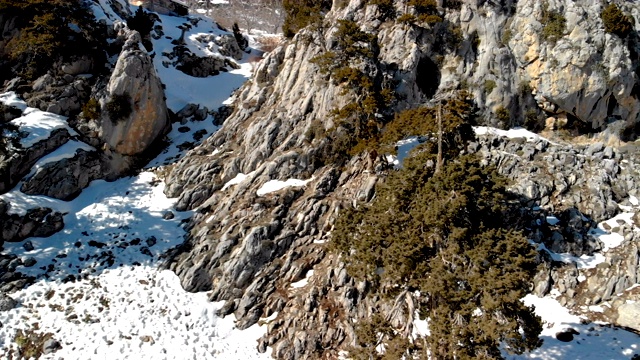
[23,257,37,267]
[617,302,640,332]
[0,293,17,311]
[176,103,198,119]
[99,30,169,156]
[22,241,34,252]
[194,106,208,121]
[0,127,71,194]
[42,339,61,354]
[61,56,93,75]
[21,150,109,200]
[216,34,243,60]
[32,74,54,92]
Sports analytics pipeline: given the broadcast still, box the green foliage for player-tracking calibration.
[540,2,566,43]
[380,91,475,150]
[502,28,513,46]
[232,22,249,50]
[524,108,544,132]
[310,19,393,160]
[495,106,511,128]
[13,329,55,359]
[484,79,497,94]
[407,0,438,15]
[407,0,442,24]
[82,98,101,120]
[397,13,417,24]
[366,0,396,20]
[128,6,155,38]
[601,3,632,38]
[1,0,103,80]
[106,93,133,123]
[282,0,331,38]
[331,151,542,358]
[336,19,378,59]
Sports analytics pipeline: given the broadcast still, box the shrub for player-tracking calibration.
[524,108,544,132]
[282,0,331,38]
[601,3,632,38]
[13,329,55,359]
[82,98,101,120]
[407,0,438,15]
[495,106,511,128]
[1,0,103,80]
[331,153,542,358]
[541,2,566,43]
[397,13,417,24]
[232,22,248,50]
[366,0,396,20]
[105,93,132,123]
[484,79,497,94]
[128,6,155,38]
[502,28,513,45]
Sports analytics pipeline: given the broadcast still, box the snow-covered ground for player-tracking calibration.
[0,1,273,359]
[507,295,640,360]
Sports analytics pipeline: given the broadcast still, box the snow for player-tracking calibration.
[505,295,640,360]
[0,267,270,360]
[0,91,27,111]
[474,126,553,143]
[290,270,314,288]
[534,242,606,269]
[0,5,274,358]
[150,13,253,112]
[9,108,78,148]
[533,208,637,270]
[412,314,430,338]
[256,177,314,196]
[28,140,96,176]
[222,171,255,191]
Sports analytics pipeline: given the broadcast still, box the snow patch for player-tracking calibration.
[0,91,27,111]
[257,177,314,196]
[222,172,255,191]
[10,108,77,148]
[290,270,314,288]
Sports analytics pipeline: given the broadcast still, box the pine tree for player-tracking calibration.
[331,123,542,358]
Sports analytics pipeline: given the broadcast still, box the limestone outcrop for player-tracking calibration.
[99,30,169,156]
[162,0,640,357]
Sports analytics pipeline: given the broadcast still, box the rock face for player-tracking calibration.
[508,1,639,129]
[100,30,169,156]
[161,0,640,358]
[0,128,71,195]
[0,200,64,245]
[20,150,109,200]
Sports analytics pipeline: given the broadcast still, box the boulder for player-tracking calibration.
[61,56,93,75]
[617,302,640,332]
[100,30,169,156]
[42,339,61,354]
[216,33,243,60]
[20,150,108,200]
[0,293,17,311]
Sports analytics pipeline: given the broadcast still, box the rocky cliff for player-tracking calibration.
[162,0,640,358]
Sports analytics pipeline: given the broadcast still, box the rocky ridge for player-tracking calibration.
[163,0,640,358]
